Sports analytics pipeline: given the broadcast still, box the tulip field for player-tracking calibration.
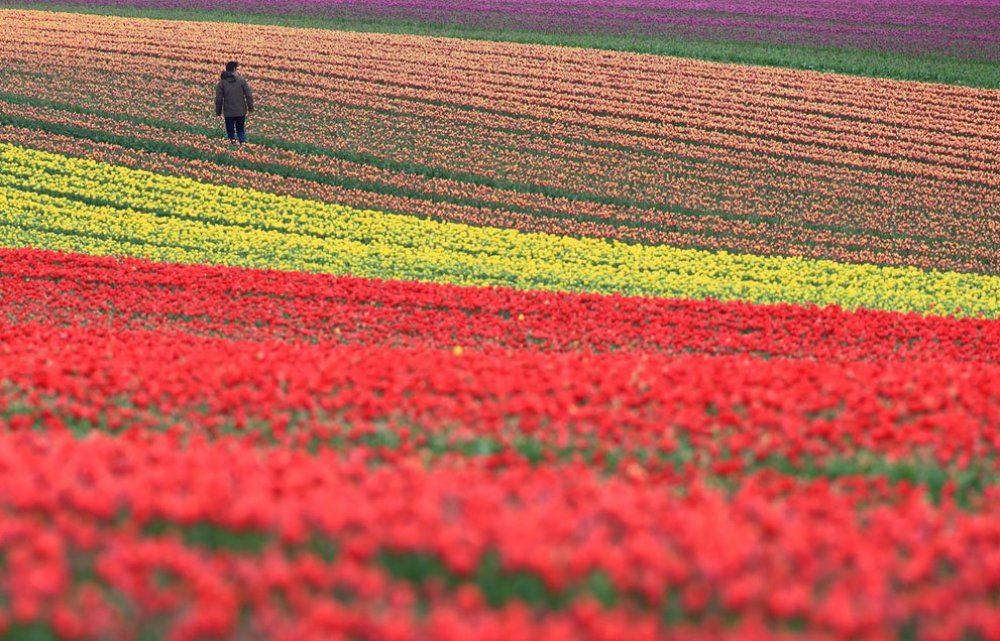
[1,4,1000,641]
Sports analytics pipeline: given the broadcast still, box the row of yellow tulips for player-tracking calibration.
[2,143,997,318]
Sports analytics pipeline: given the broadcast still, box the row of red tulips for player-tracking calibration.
[0,429,999,641]
[3,249,998,362]
[3,311,998,477]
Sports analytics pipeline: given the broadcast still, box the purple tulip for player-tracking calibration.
[22,0,1000,59]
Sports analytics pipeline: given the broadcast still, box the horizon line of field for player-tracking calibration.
[13,18,1000,178]
[4,143,1000,320]
[4,246,999,364]
[2,111,997,277]
[13,0,1000,42]
[5,3,1000,90]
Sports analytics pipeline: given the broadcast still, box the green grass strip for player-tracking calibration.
[3,4,998,88]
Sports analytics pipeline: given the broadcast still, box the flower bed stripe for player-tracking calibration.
[4,248,999,363]
[2,428,999,639]
[3,144,998,317]
[4,320,999,477]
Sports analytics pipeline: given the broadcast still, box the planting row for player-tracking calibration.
[0,430,999,641]
[3,248,999,362]
[3,318,999,478]
[5,144,998,317]
[4,10,999,273]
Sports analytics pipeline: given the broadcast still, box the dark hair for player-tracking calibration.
[225,61,238,72]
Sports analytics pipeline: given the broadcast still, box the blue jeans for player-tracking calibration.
[225,116,246,143]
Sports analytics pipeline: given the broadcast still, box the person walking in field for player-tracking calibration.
[215,61,254,146]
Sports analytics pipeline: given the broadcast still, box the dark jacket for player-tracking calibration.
[215,71,254,117]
